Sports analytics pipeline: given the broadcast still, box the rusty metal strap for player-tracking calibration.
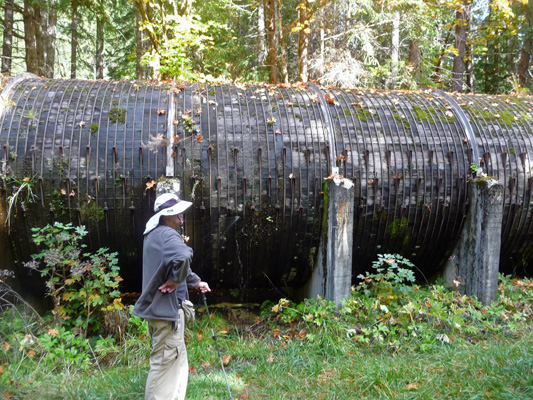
[434,89,480,166]
[308,81,338,175]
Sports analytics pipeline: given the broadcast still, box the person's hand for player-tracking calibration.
[159,279,179,293]
[196,281,211,293]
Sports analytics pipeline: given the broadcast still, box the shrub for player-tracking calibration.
[25,222,123,336]
[342,254,532,350]
[266,254,532,353]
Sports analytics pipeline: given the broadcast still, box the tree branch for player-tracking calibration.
[133,0,160,52]
[0,2,24,15]
[0,16,26,40]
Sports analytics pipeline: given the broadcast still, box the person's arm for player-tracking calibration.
[184,266,210,293]
[186,270,201,289]
[158,232,192,293]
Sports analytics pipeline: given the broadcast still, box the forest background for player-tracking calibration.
[1,0,533,94]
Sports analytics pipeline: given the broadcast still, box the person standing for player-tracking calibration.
[133,192,211,400]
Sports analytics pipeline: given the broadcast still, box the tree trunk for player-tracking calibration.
[266,0,278,83]
[96,1,104,79]
[465,41,474,92]
[408,39,421,79]
[390,11,400,89]
[518,0,533,87]
[258,0,266,66]
[320,24,325,76]
[136,9,143,79]
[35,5,44,76]
[452,0,468,93]
[490,45,500,94]
[298,0,309,82]
[277,0,288,84]
[2,0,14,74]
[71,0,78,79]
[465,6,474,92]
[42,0,57,78]
[23,0,43,75]
[518,48,530,88]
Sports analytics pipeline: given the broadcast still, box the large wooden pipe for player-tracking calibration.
[1,74,531,300]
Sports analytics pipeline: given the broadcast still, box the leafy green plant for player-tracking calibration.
[23,109,36,120]
[5,176,37,233]
[270,296,337,329]
[341,254,532,350]
[181,113,197,133]
[35,326,92,371]
[62,248,123,335]
[126,305,149,338]
[25,223,123,336]
[358,253,416,288]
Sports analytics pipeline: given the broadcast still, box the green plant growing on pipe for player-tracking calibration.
[80,196,104,225]
[90,123,99,135]
[109,107,126,123]
[5,176,37,234]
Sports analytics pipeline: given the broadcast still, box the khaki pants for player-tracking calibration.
[146,310,188,400]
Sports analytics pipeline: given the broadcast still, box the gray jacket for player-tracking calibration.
[132,223,201,321]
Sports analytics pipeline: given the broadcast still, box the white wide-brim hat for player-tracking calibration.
[144,192,192,235]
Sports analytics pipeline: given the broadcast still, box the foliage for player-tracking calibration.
[270,296,337,328]
[268,254,531,354]
[25,223,123,336]
[3,0,533,92]
[80,198,104,225]
[0,306,152,393]
[194,0,269,82]
[103,0,139,80]
[4,176,37,233]
[34,326,93,371]
[345,272,532,351]
[357,253,416,286]
[143,15,231,81]
[89,123,99,135]
[108,107,126,124]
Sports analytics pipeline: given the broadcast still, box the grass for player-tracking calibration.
[1,272,532,399]
[2,314,531,399]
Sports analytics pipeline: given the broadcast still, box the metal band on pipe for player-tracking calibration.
[434,89,481,166]
[309,81,338,175]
